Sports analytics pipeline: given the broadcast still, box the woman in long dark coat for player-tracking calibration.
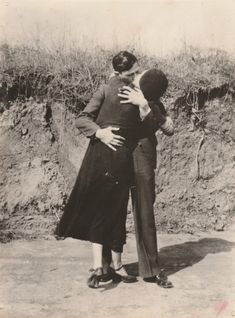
[56,51,142,288]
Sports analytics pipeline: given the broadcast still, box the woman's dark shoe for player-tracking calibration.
[87,267,103,288]
[99,271,113,282]
[144,270,173,288]
[109,266,137,283]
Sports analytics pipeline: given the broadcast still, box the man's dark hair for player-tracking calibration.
[112,51,138,73]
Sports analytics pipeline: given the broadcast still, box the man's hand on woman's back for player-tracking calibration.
[95,127,125,151]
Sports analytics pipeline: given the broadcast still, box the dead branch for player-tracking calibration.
[195,131,205,180]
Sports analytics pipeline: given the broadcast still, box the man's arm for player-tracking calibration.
[75,85,106,137]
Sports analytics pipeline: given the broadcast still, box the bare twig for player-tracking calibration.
[85,65,94,91]
[195,131,205,180]
[52,209,60,222]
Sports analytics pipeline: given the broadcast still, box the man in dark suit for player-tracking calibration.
[76,51,174,288]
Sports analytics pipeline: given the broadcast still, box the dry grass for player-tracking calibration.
[0,43,234,115]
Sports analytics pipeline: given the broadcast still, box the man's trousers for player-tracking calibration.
[131,140,161,278]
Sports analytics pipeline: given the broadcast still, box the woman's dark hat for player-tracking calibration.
[139,69,168,101]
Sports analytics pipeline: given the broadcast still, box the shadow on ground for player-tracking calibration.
[125,237,235,277]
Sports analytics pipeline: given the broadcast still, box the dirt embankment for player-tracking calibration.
[0,94,234,242]
[155,97,235,233]
[0,100,67,242]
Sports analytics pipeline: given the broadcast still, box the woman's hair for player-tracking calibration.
[112,51,138,73]
[139,69,168,101]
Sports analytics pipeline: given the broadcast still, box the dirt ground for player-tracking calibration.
[1,230,235,318]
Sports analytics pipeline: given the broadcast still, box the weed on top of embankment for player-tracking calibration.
[0,44,234,118]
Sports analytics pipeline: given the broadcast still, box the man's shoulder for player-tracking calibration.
[108,75,123,85]
[104,76,124,95]
[108,76,132,88]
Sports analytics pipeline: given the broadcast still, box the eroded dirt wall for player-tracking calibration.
[0,97,234,241]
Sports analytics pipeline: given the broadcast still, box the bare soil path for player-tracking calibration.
[1,231,235,318]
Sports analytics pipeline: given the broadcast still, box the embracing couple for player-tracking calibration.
[55,51,174,289]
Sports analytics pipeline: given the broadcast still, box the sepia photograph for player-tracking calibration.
[0,0,235,317]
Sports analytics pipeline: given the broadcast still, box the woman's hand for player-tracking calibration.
[95,127,125,151]
[160,116,174,136]
[118,86,148,108]
[118,86,151,120]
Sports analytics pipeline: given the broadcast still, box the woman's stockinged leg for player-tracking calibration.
[111,250,124,271]
[111,250,137,283]
[112,250,129,276]
[92,242,103,269]
[87,242,103,288]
